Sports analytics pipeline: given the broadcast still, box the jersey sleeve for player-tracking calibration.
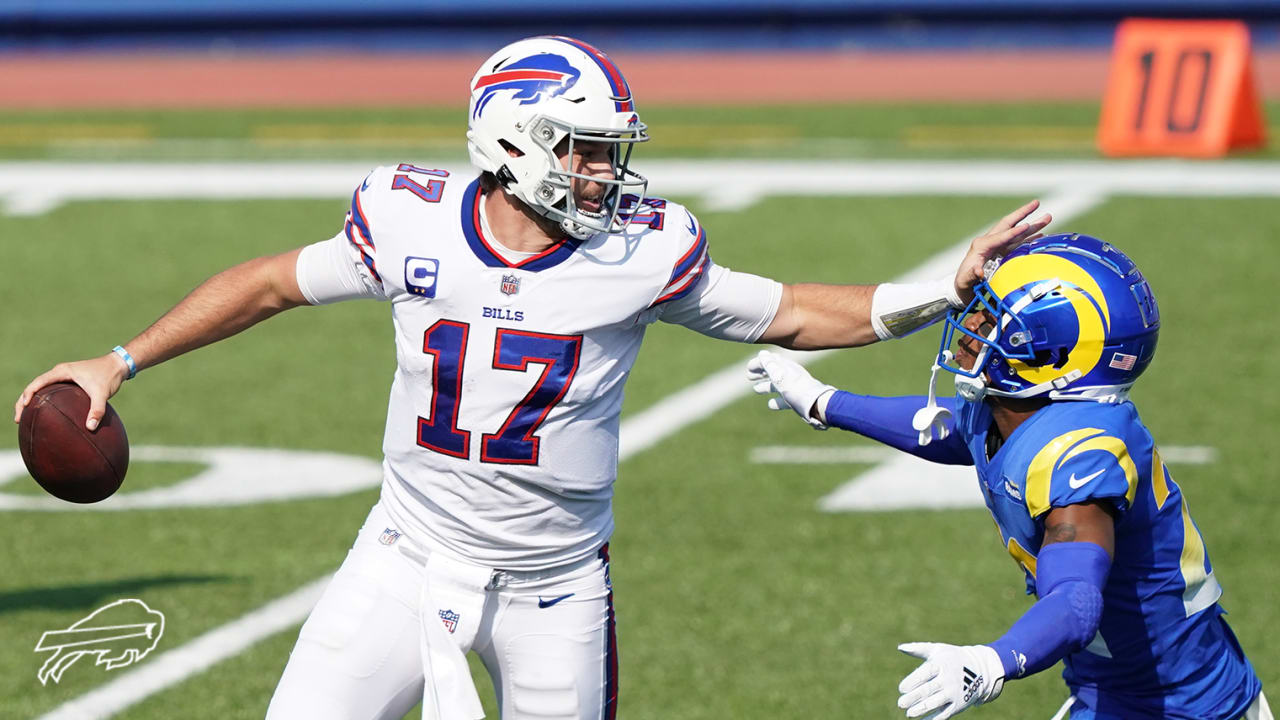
[295,170,389,304]
[653,209,782,342]
[1023,427,1140,519]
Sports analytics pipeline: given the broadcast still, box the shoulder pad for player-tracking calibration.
[1022,424,1139,518]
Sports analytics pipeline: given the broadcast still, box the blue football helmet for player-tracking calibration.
[937,233,1160,403]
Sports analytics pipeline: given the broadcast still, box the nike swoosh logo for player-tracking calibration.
[1068,469,1106,489]
[537,593,574,609]
[361,175,372,192]
[685,212,697,235]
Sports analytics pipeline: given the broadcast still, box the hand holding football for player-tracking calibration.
[17,382,129,503]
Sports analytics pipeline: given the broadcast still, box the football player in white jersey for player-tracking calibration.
[16,36,1048,720]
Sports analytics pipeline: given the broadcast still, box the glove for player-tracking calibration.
[745,350,835,429]
[897,642,1005,720]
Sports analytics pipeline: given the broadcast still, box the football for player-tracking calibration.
[17,382,129,503]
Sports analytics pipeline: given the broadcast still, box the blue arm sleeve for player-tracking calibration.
[987,541,1111,679]
[822,392,972,465]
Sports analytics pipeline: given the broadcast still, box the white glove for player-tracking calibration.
[897,642,1005,720]
[745,350,835,429]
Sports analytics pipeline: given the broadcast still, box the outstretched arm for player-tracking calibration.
[757,200,1049,350]
[14,248,307,430]
[746,351,972,465]
[896,502,1115,720]
[822,391,970,465]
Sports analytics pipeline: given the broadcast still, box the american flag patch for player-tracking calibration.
[1109,352,1137,371]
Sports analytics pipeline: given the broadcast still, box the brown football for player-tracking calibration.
[17,382,129,503]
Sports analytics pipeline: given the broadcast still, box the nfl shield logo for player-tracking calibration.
[378,528,401,546]
[439,609,460,634]
[500,274,520,296]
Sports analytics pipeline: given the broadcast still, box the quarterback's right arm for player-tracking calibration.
[15,172,386,431]
[14,248,310,430]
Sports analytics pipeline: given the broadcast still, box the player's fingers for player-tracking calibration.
[15,366,72,422]
[767,398,791,412]
[84,391,107,432]
[897,642,934,660]
[904,687,949,719]
[752,380,775,396]
[898,659,939,692]
[978,212,1051,254]
[989,199,1040,232]
[898,680,933,709]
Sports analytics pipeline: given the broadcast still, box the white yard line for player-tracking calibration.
[816,444,1218,513]
[752,444,1217,513]
[33,163,1113,718]
[752,445,1218,466]
[5,159,1280,216]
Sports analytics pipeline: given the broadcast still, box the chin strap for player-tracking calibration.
[912,350,955,446]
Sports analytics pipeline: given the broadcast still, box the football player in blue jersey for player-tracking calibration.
[747,233,1269,720]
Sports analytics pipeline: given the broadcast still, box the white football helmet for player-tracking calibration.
[467,36,649,240]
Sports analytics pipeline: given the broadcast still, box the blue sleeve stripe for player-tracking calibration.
[650,254,710,307]
[667,228,707,285]
[344,216,382,283]
[349,188,374,250]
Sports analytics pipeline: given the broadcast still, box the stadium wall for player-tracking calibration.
[4,0,1280,52]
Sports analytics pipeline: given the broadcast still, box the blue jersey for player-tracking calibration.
[954,397,1260,719]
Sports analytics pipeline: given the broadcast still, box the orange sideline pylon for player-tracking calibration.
[1098,19,1266,157]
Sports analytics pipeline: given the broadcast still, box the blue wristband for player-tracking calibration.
[112,345,137,380]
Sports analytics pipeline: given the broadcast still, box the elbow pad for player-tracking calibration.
[1052,579,1104,653]
[989,542,1110,678]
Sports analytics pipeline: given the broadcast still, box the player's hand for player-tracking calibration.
[897,642,1005,720]
[746,350,835,429]
[954,200,1052,303]
[14,355,130,431]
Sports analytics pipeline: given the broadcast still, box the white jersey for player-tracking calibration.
[297,164,781,569]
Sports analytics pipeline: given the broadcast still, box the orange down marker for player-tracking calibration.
[1098,19,1267,157]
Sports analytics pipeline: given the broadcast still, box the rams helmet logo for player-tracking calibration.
[935,233,1159,402]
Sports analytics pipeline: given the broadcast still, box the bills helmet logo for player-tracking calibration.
[439,609,460,634]
[473,54,581,119]
[34,599,165,685]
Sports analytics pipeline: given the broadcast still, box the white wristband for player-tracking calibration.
[870,275,964,341]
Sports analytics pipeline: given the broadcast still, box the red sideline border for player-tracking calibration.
[3,50,1279,108]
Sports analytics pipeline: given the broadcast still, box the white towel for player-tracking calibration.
[418,551,492,720]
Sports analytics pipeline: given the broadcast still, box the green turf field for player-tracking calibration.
[1,104,1277,719]
[1,102,1278,161]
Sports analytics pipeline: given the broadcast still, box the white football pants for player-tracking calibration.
[266,503,618,720]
